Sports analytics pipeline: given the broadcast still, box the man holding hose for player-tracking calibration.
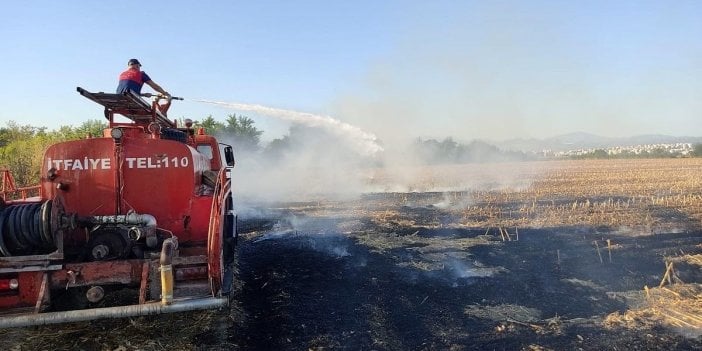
[116,58,170,97]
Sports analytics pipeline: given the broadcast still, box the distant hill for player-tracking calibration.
[493,132,702,152]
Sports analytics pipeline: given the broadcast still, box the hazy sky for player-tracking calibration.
[1,1,701,142]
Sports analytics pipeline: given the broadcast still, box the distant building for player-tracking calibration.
[552,143,693,157]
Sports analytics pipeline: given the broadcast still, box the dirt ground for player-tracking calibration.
[2,159,702,350]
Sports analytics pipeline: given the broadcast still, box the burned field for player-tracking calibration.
[3,158,702,350]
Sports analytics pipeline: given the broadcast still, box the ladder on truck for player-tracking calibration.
[76,87,176,128]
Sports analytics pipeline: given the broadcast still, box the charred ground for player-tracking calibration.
[226,193,702,351]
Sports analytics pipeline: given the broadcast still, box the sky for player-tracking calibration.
[1,0,701,143]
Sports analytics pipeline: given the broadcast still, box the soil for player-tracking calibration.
[223,195,702,351]
[2,160,702,350]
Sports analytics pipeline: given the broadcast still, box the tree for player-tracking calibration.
[694,144,702,157]
[198,115,225,135]
[648,147,671,158]
[263,136,291,161]
[592,149,609,159]
[75,120,108,138]
[0,132,53,186]
[0,120,108,186]
[0,121,44,147]
[410,137,529,164]
[222,114,263,151]
[439,138,459,162]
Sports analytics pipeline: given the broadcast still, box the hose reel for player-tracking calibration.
[0,199,69,257]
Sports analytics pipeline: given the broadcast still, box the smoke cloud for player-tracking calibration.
[205,104,380,204]
[206,98,551,207]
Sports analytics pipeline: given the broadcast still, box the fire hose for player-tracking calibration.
[141,93,184,101]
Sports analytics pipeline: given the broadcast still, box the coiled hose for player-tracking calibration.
[0,201,54,257]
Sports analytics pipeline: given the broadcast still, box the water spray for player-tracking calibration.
[189,99,384,156]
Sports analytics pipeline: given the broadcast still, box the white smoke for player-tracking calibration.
[194,98,553,206]
[197,100,382,202]
[194,99,383,156]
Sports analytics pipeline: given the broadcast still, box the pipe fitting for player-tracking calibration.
[159,237,178,305]
[87,212,158,228]
[127,227,142,241]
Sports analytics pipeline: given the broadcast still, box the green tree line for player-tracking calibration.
[0,120,107,187]
[196,114,263,152]
[411,137,533,164]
